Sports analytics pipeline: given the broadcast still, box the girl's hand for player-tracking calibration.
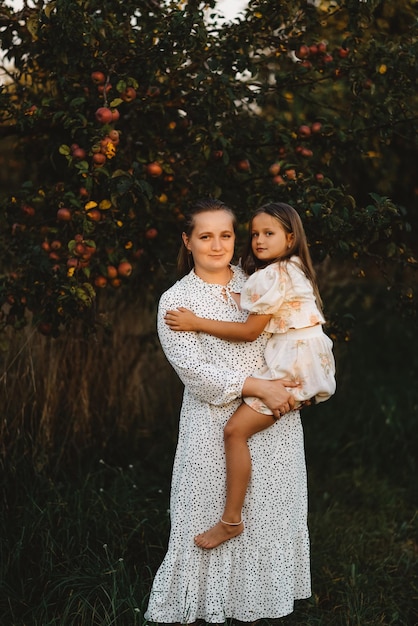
[164,307,200,331]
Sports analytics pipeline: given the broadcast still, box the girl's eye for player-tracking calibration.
[266,231,273,236]
[251,232,258,238]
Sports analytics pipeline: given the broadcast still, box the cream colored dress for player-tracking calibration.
[241,256,336,414]
[145,265,311,624]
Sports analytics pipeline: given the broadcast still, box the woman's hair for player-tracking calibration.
[177,198,237,276]
[241,202,323,310]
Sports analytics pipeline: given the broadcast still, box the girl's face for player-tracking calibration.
[182,210,235,278]
[251,212,294,262]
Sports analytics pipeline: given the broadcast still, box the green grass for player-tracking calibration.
[1,451,416,625]
[0,285,417,625]
[0,453,170,625]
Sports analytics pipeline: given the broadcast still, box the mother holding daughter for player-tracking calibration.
[145,198,328,624]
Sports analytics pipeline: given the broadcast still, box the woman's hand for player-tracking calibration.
[164,307,200,332]
[242,377,300,420]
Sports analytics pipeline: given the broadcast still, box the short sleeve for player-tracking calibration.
[240,264,287,315]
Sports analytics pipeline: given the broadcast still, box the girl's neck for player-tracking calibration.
[194,266,233,285]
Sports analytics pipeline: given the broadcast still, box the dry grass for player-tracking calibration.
[0,292,182,467]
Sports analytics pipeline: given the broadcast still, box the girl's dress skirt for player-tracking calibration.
[244,325,336,415]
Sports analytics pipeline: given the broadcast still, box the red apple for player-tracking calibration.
[74,242,86,256]
[91,71,106,85]
[22,204,35,217]
[57,207,71,221]
[86,209,101,221]
[94,275,108,288]
[72,147,86,159]
[338,47,349,58]
[95,107,113,124]
[106,265,118,279]
[311,122,322,134]
[93,152,106,166]
[117,261,133,277]
[296,44,309,59]
[298,124,311,138]
[111,109,120,121]
[236,159,250,172]
[121,87,137,102]
[272,175,285,185]
[146,162,163,177]
[108,130,120,144]
[100,136,113,152]
[285,169,297,180]
[269,163,281,176]
[145,227,158,239]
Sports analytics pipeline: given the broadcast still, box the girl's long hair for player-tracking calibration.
[241,202,323,310]
[177,198,237,277]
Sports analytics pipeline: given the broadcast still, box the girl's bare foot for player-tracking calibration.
[194,519,244,549]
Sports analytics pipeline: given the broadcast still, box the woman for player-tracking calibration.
[145,199,311,624]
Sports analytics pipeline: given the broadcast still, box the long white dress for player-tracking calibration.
[145,265,311,624]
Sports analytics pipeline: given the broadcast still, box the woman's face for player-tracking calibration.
[182,210,235,278]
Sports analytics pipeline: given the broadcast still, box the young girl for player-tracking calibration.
[165,202,336,549]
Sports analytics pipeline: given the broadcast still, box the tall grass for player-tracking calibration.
[0,291,182,468]
[0,281,417,625]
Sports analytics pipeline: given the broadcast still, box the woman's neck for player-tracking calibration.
[194,266,232,285]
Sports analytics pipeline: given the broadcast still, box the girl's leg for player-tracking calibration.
[194,403,275,549]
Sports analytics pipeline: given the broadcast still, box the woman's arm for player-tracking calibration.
[242,377,297,415]
[164,307,271,342]
[158,291,298,409]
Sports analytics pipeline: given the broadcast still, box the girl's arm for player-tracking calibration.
[164,307,271,342]
[159,292,299,413]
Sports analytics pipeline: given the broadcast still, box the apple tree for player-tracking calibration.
[0,0,417,336]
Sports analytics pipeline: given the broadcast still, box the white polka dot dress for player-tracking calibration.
[145,266,311,624]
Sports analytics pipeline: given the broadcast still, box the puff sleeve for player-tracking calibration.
[240,264,288,315]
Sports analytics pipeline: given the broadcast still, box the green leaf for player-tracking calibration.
[59,145,71,156]
[109,98,124,107]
